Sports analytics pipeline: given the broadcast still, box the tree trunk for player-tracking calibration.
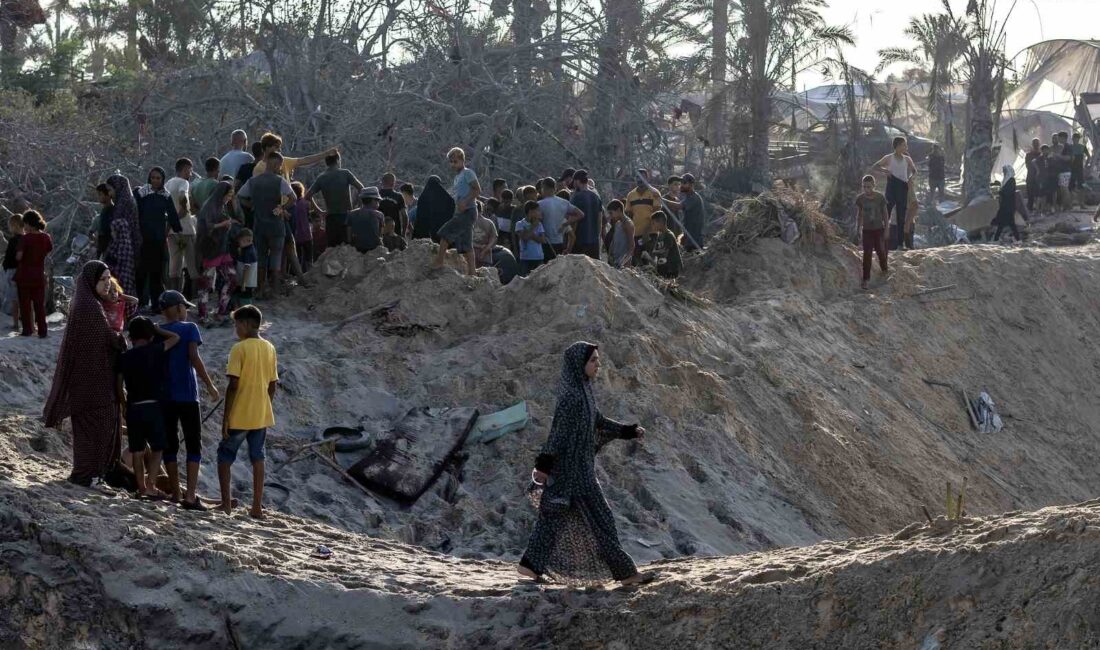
[962,65,995,204]
[709,0,728,146]
[0,19,19,86]
[744,0,771,190]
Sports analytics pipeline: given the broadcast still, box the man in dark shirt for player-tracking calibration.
[927,144,946,203]
[347,187,383,253]
[379,172,408,236]
[117,316,180,499]
[94,183,114,256]
[238,152,296,298]
[1024,138,1041,212]
[679,173,705,252]
[305,152,364,248]
[569,170,604,260]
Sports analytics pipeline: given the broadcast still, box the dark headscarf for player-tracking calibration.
[196,180,233,261]
[106,175,141,253]
[43,261,120,427]
[558,342,597,400]
[135,167,170,199]
[411,175,456,241]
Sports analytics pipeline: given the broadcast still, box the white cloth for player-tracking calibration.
[887,154,911,182]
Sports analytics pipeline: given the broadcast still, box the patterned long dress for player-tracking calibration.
[520,342,640,583]
[102,175,141,319]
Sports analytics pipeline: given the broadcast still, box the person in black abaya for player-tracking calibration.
[519,342,653,586]
[410,175,454,242]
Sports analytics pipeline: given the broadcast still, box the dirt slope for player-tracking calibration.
[4,238,1100,647]
[4,414,1100,649]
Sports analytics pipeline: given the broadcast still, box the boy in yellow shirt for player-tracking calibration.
[218,305,278,518]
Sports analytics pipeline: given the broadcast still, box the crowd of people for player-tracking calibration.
[854,132,1097,291]
[1,130,706,335]
[2,130,707,527]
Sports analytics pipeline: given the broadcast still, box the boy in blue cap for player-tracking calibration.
[159,290,220,509]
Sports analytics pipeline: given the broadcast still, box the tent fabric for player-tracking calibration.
[994,109,1076,180]
[1005,40,1100,116]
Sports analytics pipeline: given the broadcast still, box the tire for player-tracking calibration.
[313,426,373,453]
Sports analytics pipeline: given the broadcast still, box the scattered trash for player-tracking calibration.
[312,426,373,453]
[347,407,479,503]
[334,300,439,337]
[466,401,528,444]
[963,390,1003,433]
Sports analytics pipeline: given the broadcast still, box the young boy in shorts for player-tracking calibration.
[118,316,180,499]
[159,290,220,510]
[219,305,278,518]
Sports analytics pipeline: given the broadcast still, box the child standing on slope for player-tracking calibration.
[118,316,180,499]
[855,174,889,291]
[2,213,23,331]
[432,147,481,276]
[159,290,220,509]
[15,210,53,338]
[219,305,278,519]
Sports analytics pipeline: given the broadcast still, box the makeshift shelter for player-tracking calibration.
[998,40,1100,179]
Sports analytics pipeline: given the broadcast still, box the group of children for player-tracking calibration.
[116,290,276,518]
[2,210,53,337]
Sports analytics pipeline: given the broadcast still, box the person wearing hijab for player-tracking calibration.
[410,175,455,242]
[519,342,652,586]
[44,260,127,486]
[134,167,183,309]
[195,180,236,325]
[103,175,142,320]
[993,164,1025,243]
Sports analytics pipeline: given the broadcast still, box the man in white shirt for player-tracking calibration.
[164,158,199,295]
[219,130,254,180]
[536,177,583,255]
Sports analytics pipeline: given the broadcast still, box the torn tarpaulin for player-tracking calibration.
[970,391,1004,434]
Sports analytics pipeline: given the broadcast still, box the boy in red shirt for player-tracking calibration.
[15,210,53,337]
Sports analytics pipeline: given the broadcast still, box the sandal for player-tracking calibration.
[618,571,658,589]
[311,545,333,560]
[181,498,208,512]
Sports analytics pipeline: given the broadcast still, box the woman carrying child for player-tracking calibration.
[44,260,127,486]
[195,180,237,326]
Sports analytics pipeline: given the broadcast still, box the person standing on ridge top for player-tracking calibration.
[873,136,916,251]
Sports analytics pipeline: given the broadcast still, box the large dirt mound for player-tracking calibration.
[5,238,1100,646]
[4,414,1100,648]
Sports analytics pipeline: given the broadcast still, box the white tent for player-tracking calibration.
[996,40,1100,179]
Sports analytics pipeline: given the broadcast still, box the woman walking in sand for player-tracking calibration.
[519,342,653,586]
[102,175,141,320]
[44,260,127,486]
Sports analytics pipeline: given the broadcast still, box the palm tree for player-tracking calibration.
[882,0,1012,203]
[731,0,853,190]
[878,12,967,163]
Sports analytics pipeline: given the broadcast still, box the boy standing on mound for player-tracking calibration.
[855,174,889,290]
[219,305,278,519]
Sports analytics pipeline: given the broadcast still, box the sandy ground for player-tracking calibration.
[4,224,1100,647]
